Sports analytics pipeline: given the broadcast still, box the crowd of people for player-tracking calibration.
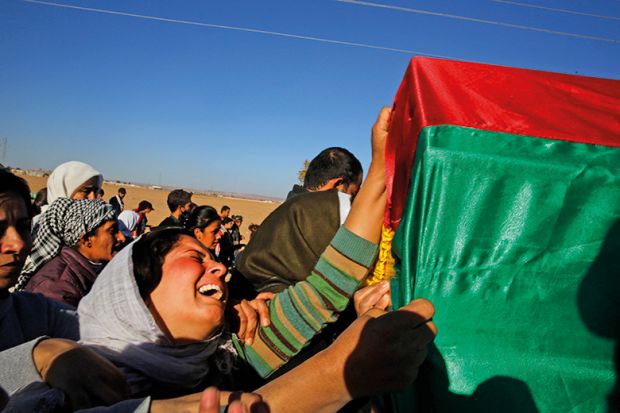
[0,107,438,412]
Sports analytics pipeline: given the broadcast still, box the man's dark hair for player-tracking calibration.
[118,188,126,195]
[132,227,191,299]
[137,200,153,211]
[166,189,192,212]
[303,147,363,191]
[221,205,230,214]
[0,169,33,217]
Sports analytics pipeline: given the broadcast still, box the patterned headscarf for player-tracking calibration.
[15,198,115,290]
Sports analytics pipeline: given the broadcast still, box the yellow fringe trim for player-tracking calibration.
[367,225,396,285]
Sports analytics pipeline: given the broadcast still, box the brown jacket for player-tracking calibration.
[24,246,103,308]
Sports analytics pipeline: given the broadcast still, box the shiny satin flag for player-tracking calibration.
[386,58,620,413]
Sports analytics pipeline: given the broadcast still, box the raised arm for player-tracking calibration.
[235,107,392,377]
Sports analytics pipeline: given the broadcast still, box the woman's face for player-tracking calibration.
[79,220,125,263]
[193,221,221,249]
[0,194,31,291]
[71,176,100,200]
[148,235,228,343]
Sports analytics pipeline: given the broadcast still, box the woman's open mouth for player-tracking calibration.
[197,284,224,301]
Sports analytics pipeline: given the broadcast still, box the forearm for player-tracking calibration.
[237,226,378,377]
[255,348,349,413]
[342,166,386,243]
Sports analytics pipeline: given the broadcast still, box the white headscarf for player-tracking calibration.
[78,238,234,396]
[117,210,139,237]
[47,161,103,204]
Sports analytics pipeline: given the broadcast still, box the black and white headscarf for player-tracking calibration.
[15,198,115,290]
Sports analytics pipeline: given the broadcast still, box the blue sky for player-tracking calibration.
[1,0,619,198]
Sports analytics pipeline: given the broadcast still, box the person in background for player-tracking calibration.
[133,200,154,236]
[96,188,105,200]
[17,199,125,307]
[287,147,363,201]
[220,205,231,220]
[247,224,259,241]
[218,217,236,268]
[182,202,198,228]
[109,188,126,217]
[31,188,47,217]
[184,205,222,252]
[118,210,140,242]
[158,189,192,228]
[33,161,103,227]
[239,147,362,294]
[231,215,243,246]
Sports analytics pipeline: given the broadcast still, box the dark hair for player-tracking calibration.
[0,170,33,217]
[118,188,126,195]
[222,217,233,225]
[137,200,153,211]
[97,188,105,197]
[185,205,221,231]
[80,218,116,247]
[32,188,48,216]
[248,223,259,239]
[304,147,363,191]
[166,189,192,212]
[132,227,191,299]
[221,205,230,213]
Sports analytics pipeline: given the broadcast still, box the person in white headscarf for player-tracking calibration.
[32,161,104,228]
[46,161,103,204]
[117,210,140,240]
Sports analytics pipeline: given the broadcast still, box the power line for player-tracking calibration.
[336,0,620,44]
[22,0,456,58]
[491,0,620,21]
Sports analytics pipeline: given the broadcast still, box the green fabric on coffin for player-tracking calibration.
[390,125,620,413]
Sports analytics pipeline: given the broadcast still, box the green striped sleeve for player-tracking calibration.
[331,225,379,268]
[239,225,379,377]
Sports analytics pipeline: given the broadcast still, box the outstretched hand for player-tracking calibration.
[332,298,437,398]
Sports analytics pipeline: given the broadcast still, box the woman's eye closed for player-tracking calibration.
[190,254,204,263]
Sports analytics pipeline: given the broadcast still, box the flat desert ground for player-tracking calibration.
[20,174,281,241]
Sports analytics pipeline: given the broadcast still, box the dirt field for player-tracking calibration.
[20,174,281,241]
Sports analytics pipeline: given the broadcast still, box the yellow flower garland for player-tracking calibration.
[367,225,396,285]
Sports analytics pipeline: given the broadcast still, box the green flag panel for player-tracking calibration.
[391,125,620,413]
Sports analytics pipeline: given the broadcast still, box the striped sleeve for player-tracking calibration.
[234,225,379,378]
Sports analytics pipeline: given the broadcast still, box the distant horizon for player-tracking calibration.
[9,165,286,202]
